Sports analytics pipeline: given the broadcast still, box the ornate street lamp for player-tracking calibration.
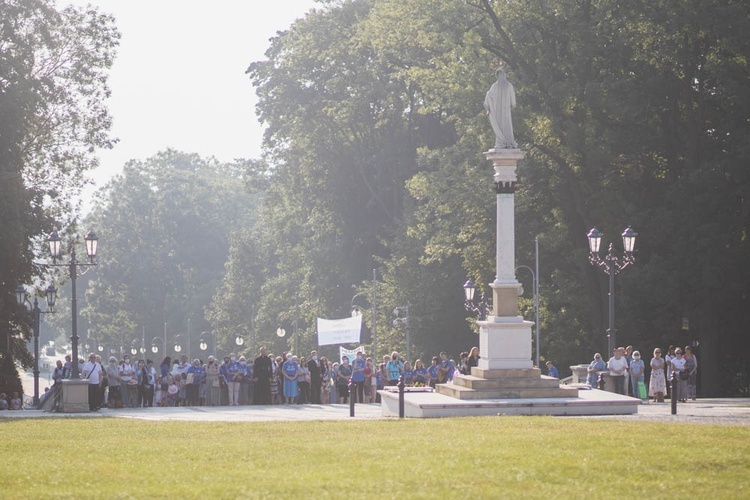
[16,284,57,406]
[173,335,183,353]
[199,330,215,356]
[587,226,638,355]
[151,337,164,354]
[46,229,98,379]
[463,278,489,321]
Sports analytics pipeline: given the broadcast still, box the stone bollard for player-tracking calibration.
[597,372,606,391]
[398,375,405,419]
[670,371,677,415]
[349,377,355,417]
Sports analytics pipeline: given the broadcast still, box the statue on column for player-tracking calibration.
[484,68,518,149]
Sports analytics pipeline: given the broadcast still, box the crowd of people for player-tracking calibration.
[42,346,478,410]
[6,342,700,410]
[584,345,699,402]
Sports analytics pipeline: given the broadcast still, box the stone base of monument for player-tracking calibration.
[379,384,639,418]
[60,379,90,413]
[436,367,579,400]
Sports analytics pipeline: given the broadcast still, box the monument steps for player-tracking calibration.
[436,382,578,400]
[451,373,560,390]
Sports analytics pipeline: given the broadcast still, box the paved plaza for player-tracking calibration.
[1,398,748,425]
[8,364,749,424]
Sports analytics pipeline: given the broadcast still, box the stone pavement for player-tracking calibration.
[1,398,748,425]
[565,397,750,426]
[0,403,384,422]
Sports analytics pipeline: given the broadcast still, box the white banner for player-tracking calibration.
[317,315,362,346]
[339,346,366,363]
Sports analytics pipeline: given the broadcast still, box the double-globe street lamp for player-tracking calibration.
[47,229,98,379]
[15,284,57,406]
[587,226,638,355]
[463,278,490,321]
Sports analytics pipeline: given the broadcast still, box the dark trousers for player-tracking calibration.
[139,385,154,407]
[254,379,271,405]
[611,375,625,395]
[310,380,321,403]
[298,382,310,404]
[88,383,99,411]
[352,381,365,403]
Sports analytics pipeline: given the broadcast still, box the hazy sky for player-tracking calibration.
[64,0,318,192]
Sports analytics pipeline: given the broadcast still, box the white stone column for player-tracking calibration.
[478,149,533,370]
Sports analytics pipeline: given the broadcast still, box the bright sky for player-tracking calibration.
[64,0,318,192]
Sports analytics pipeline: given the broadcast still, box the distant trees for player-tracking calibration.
[81,150,260,357]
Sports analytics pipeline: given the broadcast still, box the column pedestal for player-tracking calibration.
[478,316,534,370]
[61,379,90,413]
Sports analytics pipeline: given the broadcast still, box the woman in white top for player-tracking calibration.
[664,345,676,397]
[607,348,628,395]
[670,348,687,402]
[649,348,667,402]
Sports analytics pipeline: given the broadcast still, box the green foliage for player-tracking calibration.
[80,150,259,357]
[0,0,118,368]
[224,0,750,395]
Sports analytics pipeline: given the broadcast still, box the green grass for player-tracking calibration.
[1,417,748,498]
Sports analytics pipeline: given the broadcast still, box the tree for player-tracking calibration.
[218,0,750,395]
[0,0,118,391]
[80,150,260,359]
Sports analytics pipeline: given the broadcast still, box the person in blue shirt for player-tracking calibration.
[336,357,353,403]
[237,356,250,405]
[413,359,428,386]
[220,356,232,405]
[186,359,204,406]
[586,353,606,388]
[351,352,366,403]
[427,356,439,387]
[282,354,299,404]
[226,353,242,406]
[438,352,454,383]
[546,361,559,379]
[402,361,414,386]
[386,352,404,385]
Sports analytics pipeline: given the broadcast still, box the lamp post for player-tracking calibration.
[151,337,165,355]
[276,327,286,355]
[46,229,98,379]
[515,264,539,368]
[463,278,490,321]
[392,307,410,362]
[15,284,57,406]
[199,330,216,357]
[173,335,184,355]
[587,226,638,355]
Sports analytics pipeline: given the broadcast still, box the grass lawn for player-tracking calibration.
[1,416,747,498]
